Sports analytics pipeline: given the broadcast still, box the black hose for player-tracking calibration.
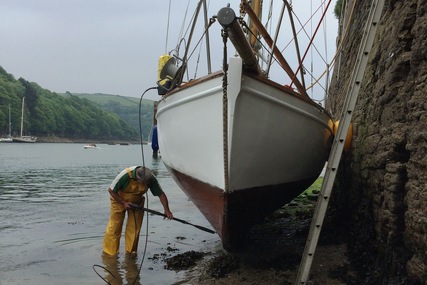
[129,203,215,234]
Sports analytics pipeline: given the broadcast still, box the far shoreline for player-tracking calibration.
[31,136,144,145]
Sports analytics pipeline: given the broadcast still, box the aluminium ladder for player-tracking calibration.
[294,0,386,284]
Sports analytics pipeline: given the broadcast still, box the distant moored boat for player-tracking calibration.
[12,97,37,143]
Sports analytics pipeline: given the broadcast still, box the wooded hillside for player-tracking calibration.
[66,93,154,141]
[0,66,154,141]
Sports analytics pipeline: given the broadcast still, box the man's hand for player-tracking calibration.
[108,188,132,210]
[164,210,173,220]
[123,201,132,210]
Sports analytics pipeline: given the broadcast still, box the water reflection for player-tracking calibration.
[100,253,142,285]
[150,155,169,178]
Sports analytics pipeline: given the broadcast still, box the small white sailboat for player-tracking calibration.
[12,97,37,143]
[83,143,99,149]
[0,137,13,142]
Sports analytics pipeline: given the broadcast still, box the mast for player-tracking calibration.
[20,97,24,137]
[8,104,11,137]
[248,0,262,49]
[178,0,204,85]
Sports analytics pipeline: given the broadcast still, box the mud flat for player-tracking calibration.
[157,181,358,285]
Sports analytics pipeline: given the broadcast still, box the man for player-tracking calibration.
[103,166,173,255]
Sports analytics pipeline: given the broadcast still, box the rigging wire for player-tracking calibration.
[282,1,328,92]
[239,0,336,99]
[194,40,204,78]
[176,0,192,49]
[168,1,215,82]
[169,1,203,81]
[171,16,215,82]
[310,0,314,98]
[193,0,211,78]
[263,0,276,71]
[265,0,274,30]
[305,0,358,92]
[247,0,331,93]
[322,1,328,67]
[165,0,172,53]
[322,0,330,102]
[186,19,215,76]
[290,0,333,88]
[282,1,329,65]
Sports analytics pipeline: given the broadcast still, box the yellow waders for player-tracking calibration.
[103,168,147,255]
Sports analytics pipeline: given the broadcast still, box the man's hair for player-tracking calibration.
[136,167,152,182]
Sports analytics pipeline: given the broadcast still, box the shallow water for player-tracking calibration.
[0,143,221,285]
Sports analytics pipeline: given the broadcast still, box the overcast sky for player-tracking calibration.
[0,0,338,100]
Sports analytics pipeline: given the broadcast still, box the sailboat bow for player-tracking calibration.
[154,1,335,251]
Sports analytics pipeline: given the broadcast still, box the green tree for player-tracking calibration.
[0,66,144,141]
[334,0,344,19]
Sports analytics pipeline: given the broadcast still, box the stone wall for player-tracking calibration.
[327,0,427,283]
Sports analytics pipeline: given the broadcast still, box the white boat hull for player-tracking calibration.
[0,137,13,143]
[157,58,334,250]
[83,145,99,149]
[12,136,37,143]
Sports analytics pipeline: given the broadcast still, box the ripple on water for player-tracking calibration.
[0,144,220,285]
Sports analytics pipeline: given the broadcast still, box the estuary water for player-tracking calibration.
[0,143,221,285]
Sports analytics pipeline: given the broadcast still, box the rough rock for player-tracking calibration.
[327,0,427,284]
